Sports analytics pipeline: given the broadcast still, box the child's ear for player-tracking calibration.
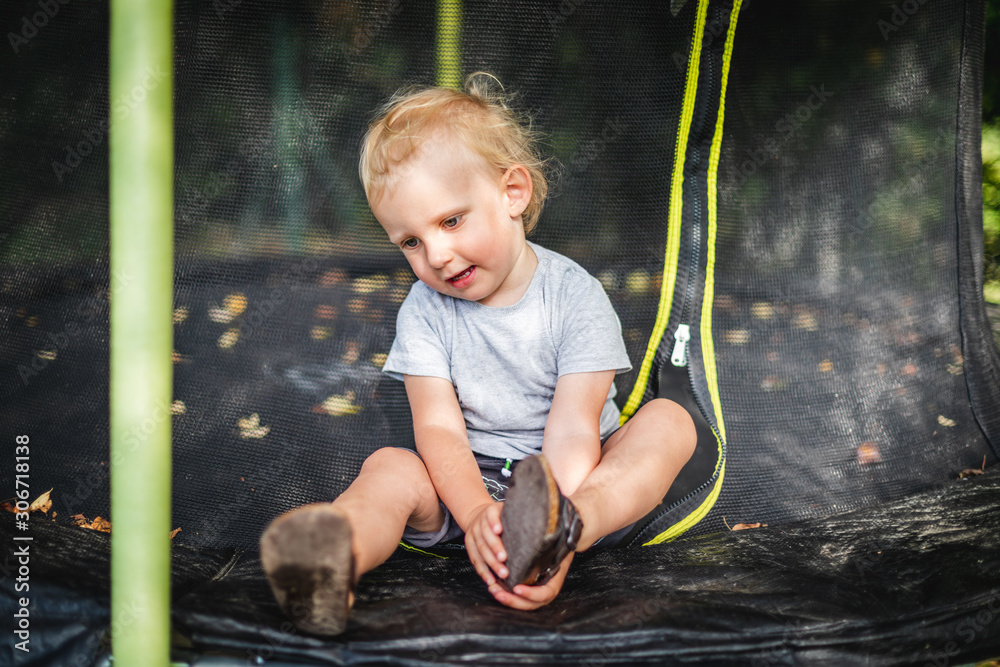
[501,165,532,219]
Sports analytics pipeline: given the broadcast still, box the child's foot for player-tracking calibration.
[501,455,583,589]
[260,503,354,636]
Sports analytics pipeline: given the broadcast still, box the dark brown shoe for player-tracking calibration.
[501,455,583,588]
[259,503,354,636]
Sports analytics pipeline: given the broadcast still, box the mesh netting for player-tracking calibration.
[1,0,696,549]
[3,0,1000,663]
[704,1,1000,526]
[1,0,997,548]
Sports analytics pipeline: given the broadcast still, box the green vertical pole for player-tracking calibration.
[436,0,462,88]
[109,0,173,663]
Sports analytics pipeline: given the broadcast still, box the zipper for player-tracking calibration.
[627,214,726,547]
[678,40,723,442]
[625,356,727,547]
[671,324,691,367]
[626,37,727,547]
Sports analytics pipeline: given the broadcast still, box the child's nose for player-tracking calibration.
[426,239,453,269]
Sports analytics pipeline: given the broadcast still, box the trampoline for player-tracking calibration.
[1,0,999,664]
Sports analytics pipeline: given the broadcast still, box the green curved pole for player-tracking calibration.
[109,0,173,663]
[436,0,462,88]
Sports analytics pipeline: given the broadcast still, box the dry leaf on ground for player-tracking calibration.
[2,489,54,514]
[856,442,883,466]
[29,488,53,513]
[731,522,768,531]
[71,514,112,533]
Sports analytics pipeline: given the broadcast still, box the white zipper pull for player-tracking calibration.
[671,324,691,367]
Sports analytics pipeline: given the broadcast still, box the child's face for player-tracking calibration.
[372,132,536,307]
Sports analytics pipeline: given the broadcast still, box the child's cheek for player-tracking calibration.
[405,255,426,278]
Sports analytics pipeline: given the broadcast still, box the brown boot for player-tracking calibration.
[501,455,583,589]
[259,503,354,636]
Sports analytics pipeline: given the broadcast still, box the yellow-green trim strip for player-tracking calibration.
[702,0,742,444]
[643,461,726,545]
[398,541,449,558]
[642,0,743,545]
[621,0,710,423]
[436,0,463,89]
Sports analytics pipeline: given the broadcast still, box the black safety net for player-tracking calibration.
[1,0,999,664]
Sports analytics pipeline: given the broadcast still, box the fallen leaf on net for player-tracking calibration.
[29,488,53,513]
[170,527,182,539]
[958,469,984,479]
[319,392,363,416]
[1,490,54,514]
[71,514,112,533]
[731,522,768,531]
[238,412,271,438]
[856,442,883,466]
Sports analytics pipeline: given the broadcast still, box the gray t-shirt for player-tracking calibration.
[383,241,632,460]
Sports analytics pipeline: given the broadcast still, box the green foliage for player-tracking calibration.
[985,122,1000,303]
[983,0,999,303]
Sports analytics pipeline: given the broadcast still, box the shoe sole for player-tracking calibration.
[260,503,353,636]
[501,455,560,588]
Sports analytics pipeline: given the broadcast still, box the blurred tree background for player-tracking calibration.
[984,0,1000,303]
[0,0,996,305]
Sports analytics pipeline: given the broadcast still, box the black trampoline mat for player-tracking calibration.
[4,467,999,666]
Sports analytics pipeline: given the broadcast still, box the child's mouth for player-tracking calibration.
[448,266,475,287]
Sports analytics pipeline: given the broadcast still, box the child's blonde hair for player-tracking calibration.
[359,73,549,234]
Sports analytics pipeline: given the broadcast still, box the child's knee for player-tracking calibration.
[361,446,424,476]
[644,398,697,460]
[359,448,437,507]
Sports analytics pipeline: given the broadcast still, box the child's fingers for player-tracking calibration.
[478,511,507,563]
[471,522,508,579]
[465,529,499,585]
[511,582,558,604]
[465,537,495,585]
[489,582,555,611]
[490,551,572,610]
[485,503,504,534]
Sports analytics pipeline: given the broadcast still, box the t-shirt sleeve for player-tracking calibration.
[554,272,632,377]
[382,284,453,382]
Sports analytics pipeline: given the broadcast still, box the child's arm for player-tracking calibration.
[488,369,615,611]
[402,374,509,583]
[541,369,616,495]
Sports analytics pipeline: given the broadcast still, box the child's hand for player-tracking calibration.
[465,503,574,610]
[487,552,574,611]
[463,501,508,585]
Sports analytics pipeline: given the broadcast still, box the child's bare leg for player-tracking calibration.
[569,398,697,551]
[261,448,443,634]
[330,447,445,578]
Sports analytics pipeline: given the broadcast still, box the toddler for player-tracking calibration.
[260,74,696,636]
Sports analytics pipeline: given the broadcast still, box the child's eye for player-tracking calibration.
[401,238,419,249]
[443,216,461,228]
